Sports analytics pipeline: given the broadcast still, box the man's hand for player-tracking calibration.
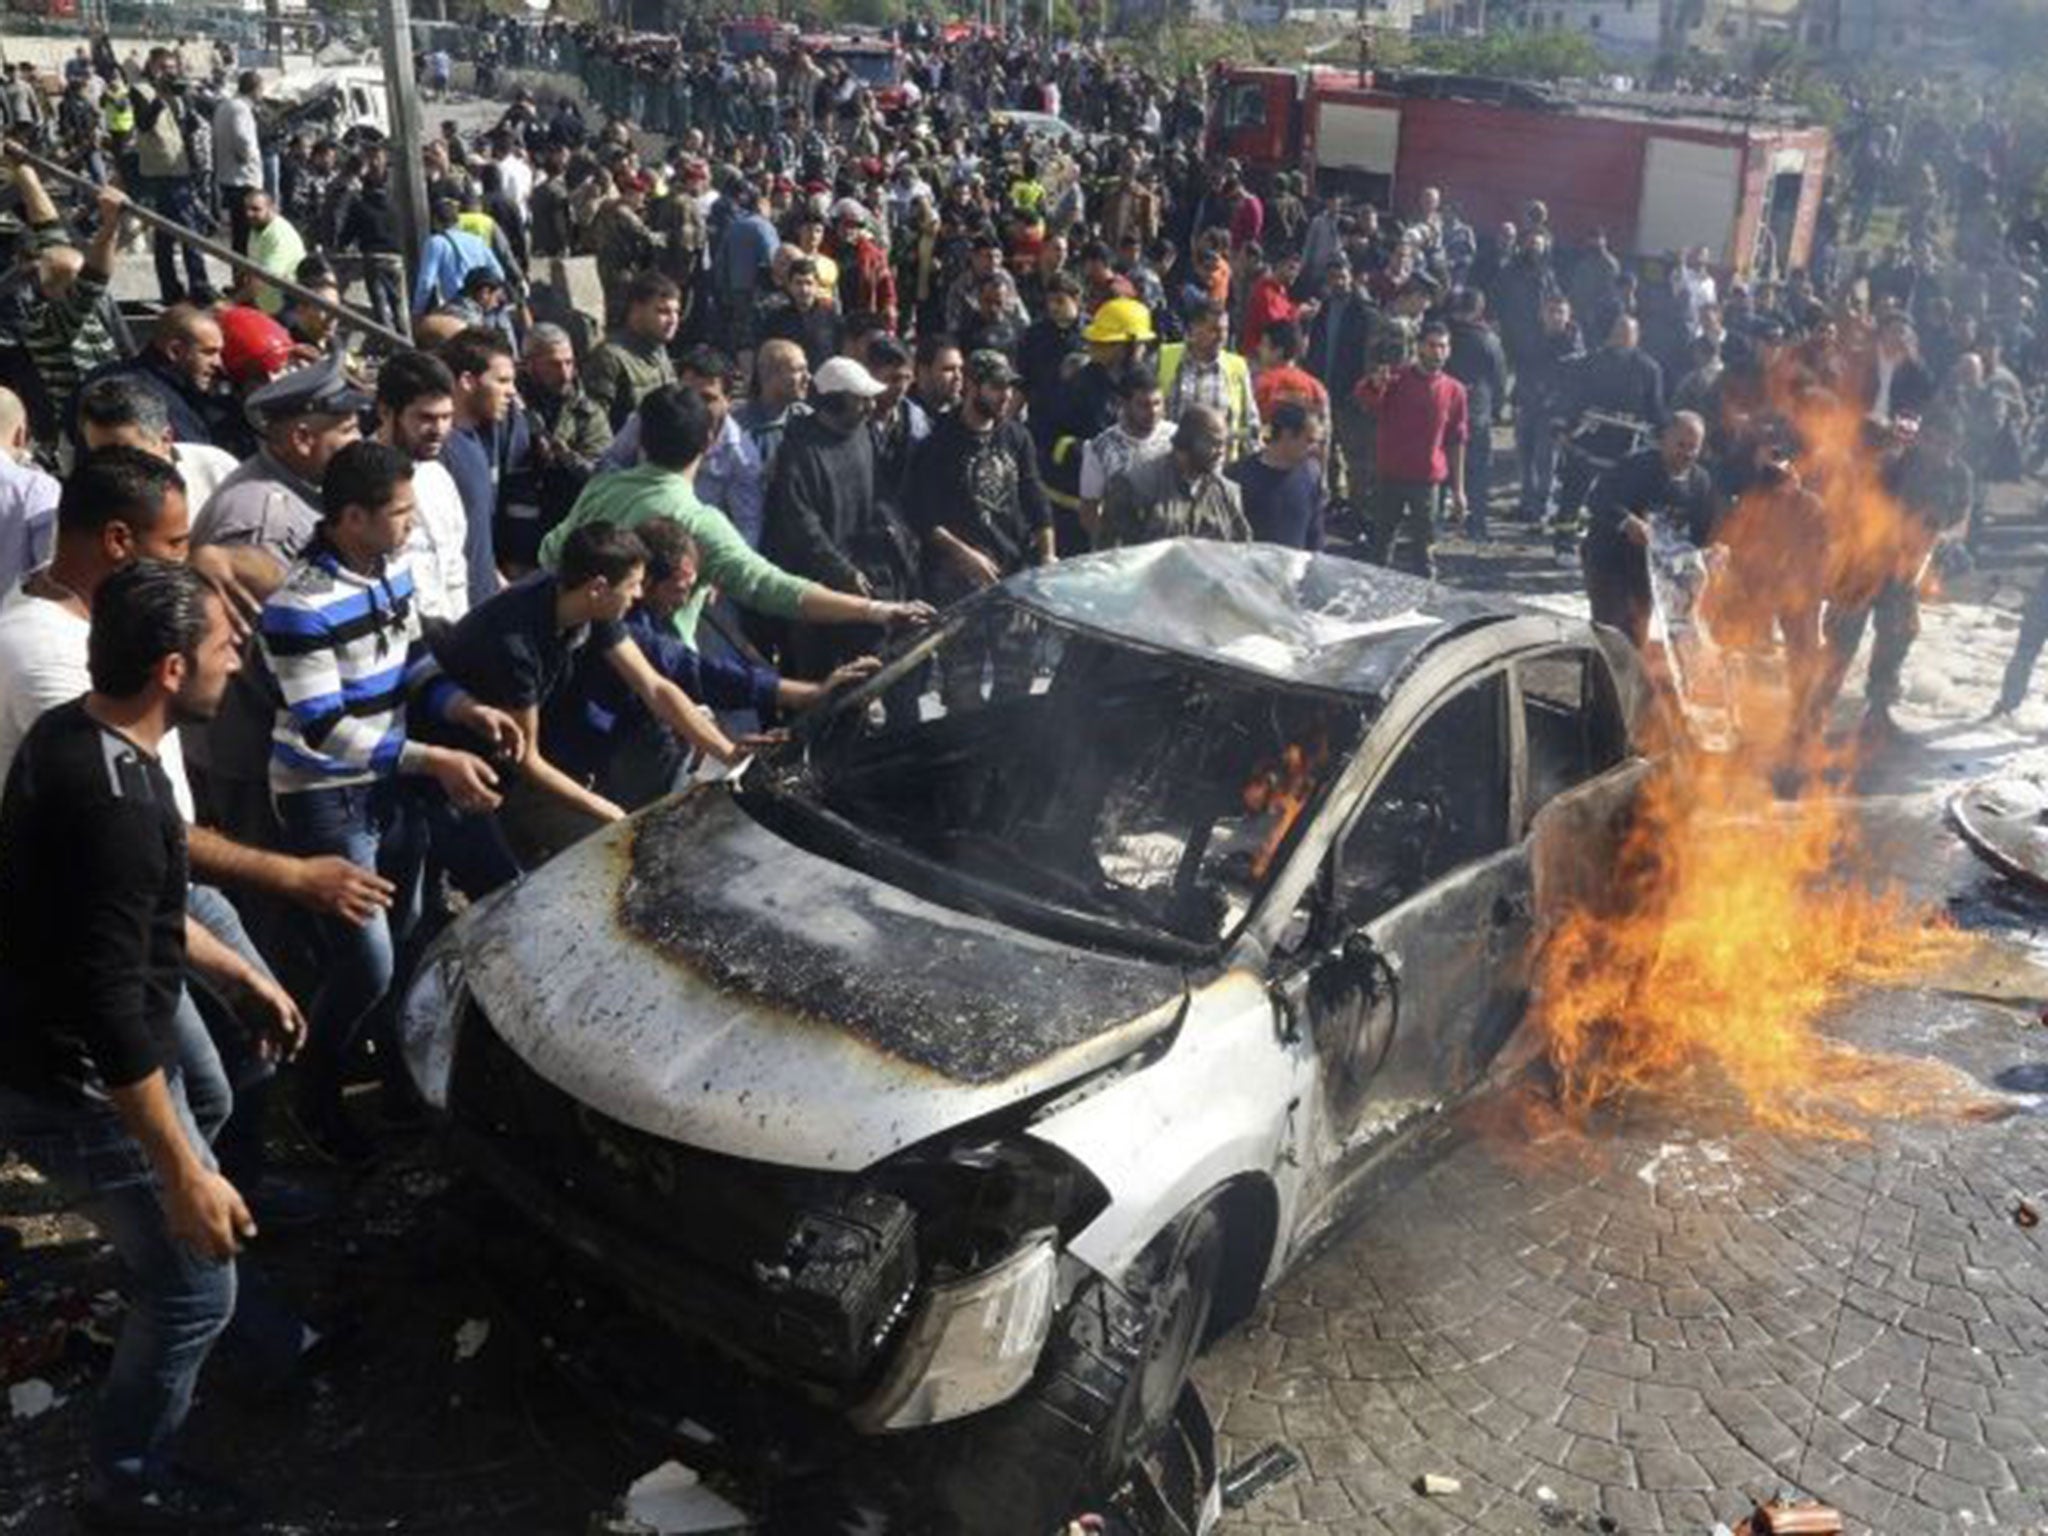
[286,853,394,926]
[426,747,503,813]
[231,971,308,1063]
[164,1165,255,1261]
[1622,513,1652,547]
[825,656,882,691]
[189,545,264,640]
[94,183,128,228]
[450,698,526,760]
[950,545,1002,589]
[882,597,940,628]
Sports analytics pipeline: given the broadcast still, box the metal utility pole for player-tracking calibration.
[377,0,432,289]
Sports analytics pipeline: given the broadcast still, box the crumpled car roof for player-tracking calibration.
[1001,541,1523,698]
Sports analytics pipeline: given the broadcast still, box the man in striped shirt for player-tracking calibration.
[259,442,521,1162]
[5,155,126,429]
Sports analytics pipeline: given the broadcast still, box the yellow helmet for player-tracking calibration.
[1083,297,1156,345]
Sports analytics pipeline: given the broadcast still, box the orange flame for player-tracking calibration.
[1243,739,1327,881]
[1530,377,1973,1138]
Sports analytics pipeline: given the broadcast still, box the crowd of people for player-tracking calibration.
[2,13,2048,1528]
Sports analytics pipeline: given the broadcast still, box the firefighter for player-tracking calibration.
[1039,297,1155,555]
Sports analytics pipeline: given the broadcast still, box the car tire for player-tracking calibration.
[921,1204,1227,1535]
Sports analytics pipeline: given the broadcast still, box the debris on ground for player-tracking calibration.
[2018,1199,2041,1228]
[1736,1499,1844,1535]
[1415,1472,1463,1496]
[7,1377,56,1419]
[453,1317,492,1361]
[1219,1443,1299,1509]
[606,1459,749,1534]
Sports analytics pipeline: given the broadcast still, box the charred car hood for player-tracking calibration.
[454,786,1188,1171]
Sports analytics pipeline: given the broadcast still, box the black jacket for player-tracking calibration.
[1569,345,1668,430]
[1511,322,1585,419]
[763,408,883,596]
[1447,319,1509,420]
[1308,292,1382,404]
[1586,447,1721,556]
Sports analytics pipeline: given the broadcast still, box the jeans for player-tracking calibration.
[0,1007,234,1484]
[1465,407,1495,537]
[362,255,407,338]
[220,184,257,256]
[1514,411,1558,521]
[141,176,214,305]
[275,781,426,1117]
[1823,577,1919,713]
[1367,480,1442,577]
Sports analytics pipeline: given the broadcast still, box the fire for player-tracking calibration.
[1243,739,1327,881]
[1530,381,1974,1137]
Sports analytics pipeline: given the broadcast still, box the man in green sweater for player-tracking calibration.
[541,385,932,645]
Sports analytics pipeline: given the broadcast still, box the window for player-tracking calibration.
[1337,676,1510,924]
[1224,82,1268,131]
[1589,13,1603,28]
[1519,651,1628,817]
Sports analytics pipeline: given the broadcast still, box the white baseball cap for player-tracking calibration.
[812,357,887,398]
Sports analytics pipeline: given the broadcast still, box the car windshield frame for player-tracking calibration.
[738,597,1375,962]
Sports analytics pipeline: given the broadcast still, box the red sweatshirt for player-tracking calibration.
[1355,366,1469,486]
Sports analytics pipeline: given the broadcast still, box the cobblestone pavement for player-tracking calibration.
[1196,826,2048,1536]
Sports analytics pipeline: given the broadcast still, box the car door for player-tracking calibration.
[1279,671,1524,1252]
[1516,645,1648,929]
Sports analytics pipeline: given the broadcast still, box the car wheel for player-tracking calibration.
[922,1204,1227,1535]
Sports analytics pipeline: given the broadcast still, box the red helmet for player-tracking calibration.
[218,305,293,388]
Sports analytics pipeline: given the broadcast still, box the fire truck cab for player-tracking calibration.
[818,35,913,112]
[1209,65,1830,276]
[720,15,798,57]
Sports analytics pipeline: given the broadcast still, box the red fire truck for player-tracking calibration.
[1208,65,1831,276]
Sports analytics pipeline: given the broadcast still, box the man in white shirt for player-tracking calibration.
[1672,245,1719,338]
[212,71,265,256]
[75,377,242,521]
[0,447,392,932]
[1077,365,1174,545]
[372,350,471,624]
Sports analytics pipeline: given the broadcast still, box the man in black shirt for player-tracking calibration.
[1583,412,1720,649]
[434,520,748,863]
[0,561,301,1531]
[905,350,1052,713]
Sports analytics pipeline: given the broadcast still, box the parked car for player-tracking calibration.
[401,541,1653,1532]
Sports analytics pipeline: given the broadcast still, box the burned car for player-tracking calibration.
[401,541,1651,1531]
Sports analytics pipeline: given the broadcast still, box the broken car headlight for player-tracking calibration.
[849,1232,1058,1433]
[398,935,466,1110]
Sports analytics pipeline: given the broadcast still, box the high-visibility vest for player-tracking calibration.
[1157,344,1257,451]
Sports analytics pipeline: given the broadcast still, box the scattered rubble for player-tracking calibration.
[7,1377,56,1419]
[1218,1443,1299,1510]
[453,1317,492,1361]
[605,1459,748,1534]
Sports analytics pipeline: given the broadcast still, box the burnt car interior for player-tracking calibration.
[1336,676,1510,924]
[1520,651,1630,814]
[767,605,1367,949]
